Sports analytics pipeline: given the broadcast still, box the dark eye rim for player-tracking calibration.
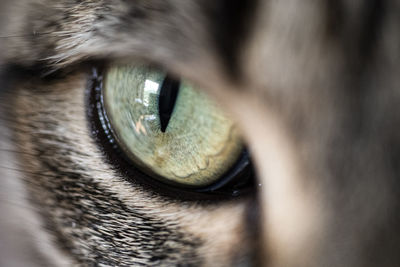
[86,66,255,201]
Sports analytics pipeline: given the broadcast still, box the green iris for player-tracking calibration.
[103,65,243,187]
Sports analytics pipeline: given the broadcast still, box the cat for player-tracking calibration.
[1,0,400,266]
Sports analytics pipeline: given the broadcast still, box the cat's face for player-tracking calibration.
[1,1,400,266]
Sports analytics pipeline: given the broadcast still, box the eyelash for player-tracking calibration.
[86,66,256,201]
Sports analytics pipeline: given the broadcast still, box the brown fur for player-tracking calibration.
[1,0,400,266]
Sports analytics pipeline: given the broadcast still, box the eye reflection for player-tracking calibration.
[143,79,159,107]
[133,79,161,135]
[103,65,243,187]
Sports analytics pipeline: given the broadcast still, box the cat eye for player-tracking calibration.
[89,65,253,197]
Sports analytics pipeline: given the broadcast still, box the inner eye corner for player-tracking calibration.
[86,64,256,200]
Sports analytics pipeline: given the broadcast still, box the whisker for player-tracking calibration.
[0,28,92,39]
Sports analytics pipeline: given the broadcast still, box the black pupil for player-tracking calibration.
[158,75,180,132]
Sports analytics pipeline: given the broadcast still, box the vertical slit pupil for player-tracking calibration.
[158,75,180,132]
